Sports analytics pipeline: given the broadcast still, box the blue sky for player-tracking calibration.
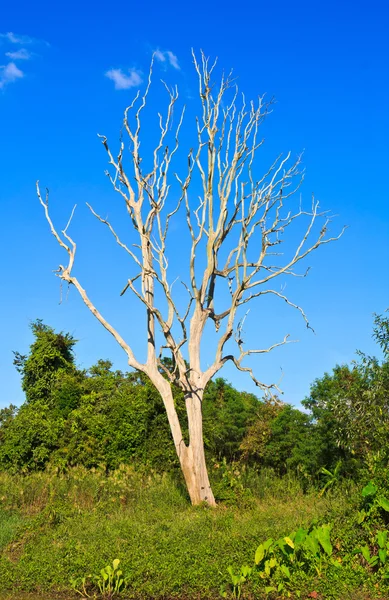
[1,0,388,408]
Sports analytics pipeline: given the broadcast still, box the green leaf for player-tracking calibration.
[377,497,389,512]
[357,510,366,524]
[361,546,371,562]
[284,536,294,549]
[320,467,332,477]
[255,544,265,564]
[263,538,274,551]
[379,549,387,564]
[294,528,308,545]
[316,526,332,556]
[362,482,378,497]
[281,564,290,578]
[303,533,319,556]
[112,558,120,571]
[241,565,252,578]
[219,586,228,599]
[377,531,388,549]
[265,586,276,594]
[269,557,277,569]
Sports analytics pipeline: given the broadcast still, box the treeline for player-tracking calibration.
[0,315,388,481]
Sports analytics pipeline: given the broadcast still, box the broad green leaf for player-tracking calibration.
[112,558,120,570]
[377,497,389,512]
[316,526,332,556]
[265,586,276,594]
[379,549,387,564]
[241,565,252,577]
[281,564,290,578]
[362,482,377,497]
[294,528,308,545]
[263,538,274,551]
[361,546,371,562]
[378,531,388,549]
[255,544,265,564]
[357,510,366,524]
[284,536,294,549]
[303,534,319,555]
[269,557,277,569]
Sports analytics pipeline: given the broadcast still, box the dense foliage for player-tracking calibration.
[1,315,388,486]
[0,315,388,598]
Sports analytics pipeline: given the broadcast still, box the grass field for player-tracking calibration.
[0,466,386,599]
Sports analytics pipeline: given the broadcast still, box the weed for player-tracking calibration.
[71,558,128,598]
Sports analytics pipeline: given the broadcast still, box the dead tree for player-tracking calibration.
[37,52,344,506]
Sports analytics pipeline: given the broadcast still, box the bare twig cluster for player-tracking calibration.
[38,51,345,398]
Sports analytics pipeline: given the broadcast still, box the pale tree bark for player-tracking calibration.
[37,51,344,506]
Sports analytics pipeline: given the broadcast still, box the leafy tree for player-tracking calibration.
[0,405,17,442]
[203,379,259,462]
[0,402,65,472]
[303,313,389,466]
[239,398,284,463]
[13,320,77,405]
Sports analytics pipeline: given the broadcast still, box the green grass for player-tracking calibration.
[0,467,386,599]
[0,510,25,551]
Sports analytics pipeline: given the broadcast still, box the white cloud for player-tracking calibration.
[154,49,166,63]
[0,32,49,47]
[105,67,143,90]
[0,32,48,91]
[5,48,31,60]
[166,51,179,70]
[0,62,24,89]
[0,32,34,44]
[154,49,180,70]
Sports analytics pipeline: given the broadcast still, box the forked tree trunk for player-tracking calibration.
[154,375,216,506]
[180,391,216,506]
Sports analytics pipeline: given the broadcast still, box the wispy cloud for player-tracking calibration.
[105,67,143,90]
[5,48,31,60]
[154,49,180,70]
[0,32,35,44]
[0,62,24,89]
[0,31,48,91]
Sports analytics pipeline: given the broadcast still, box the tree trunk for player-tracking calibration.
[153,374,216,506]
[181,391,216,506]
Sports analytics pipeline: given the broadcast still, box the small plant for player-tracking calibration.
[357,481,389,524]
[70,559,128,599]
[220,565,252,599]
[96,559,127,597]
[222,523,335,598]
[318,461,342,497]
[354,530,389,578]
[70,576,95,599]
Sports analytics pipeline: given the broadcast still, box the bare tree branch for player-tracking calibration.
[38,50,345,506]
